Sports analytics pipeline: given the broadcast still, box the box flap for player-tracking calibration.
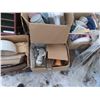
[64,13,74,27]
[21,13,29,27]
[29,24,69,44]
[1,35,28,43]
[74,13,92,19]
[47,44,68,61]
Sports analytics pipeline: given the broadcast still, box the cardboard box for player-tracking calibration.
[1,35,30,74]
[30,44,70,72]
[73,13,99,29]
[69,13,99,49]
[21,13,73,44]
[21,13,72,71]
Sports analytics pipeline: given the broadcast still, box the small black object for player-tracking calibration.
[53,84,62,87]
[46,80,49,85]
[60,70,69,75]
[17,83,25,87]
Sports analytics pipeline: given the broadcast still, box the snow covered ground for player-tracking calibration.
[1,70,85,87]
[1,57,100,87]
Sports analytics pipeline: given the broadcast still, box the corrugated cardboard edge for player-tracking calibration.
[21,13,29,27]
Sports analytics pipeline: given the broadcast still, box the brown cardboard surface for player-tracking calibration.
[52,43,70,70]
[21,13,72,44]
[29,24,69,44]
[47,44,68,61]
[74,13,91,19]
[52,65,69,70]
[1,35,28,43]
[64,13,74,27]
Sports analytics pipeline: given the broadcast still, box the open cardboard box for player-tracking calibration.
[30,44,70,72]
[69,13,99,49]
[21,13,73,44]
[21,13,72,71]
[74,13,99,29]
[1,35,30,74]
